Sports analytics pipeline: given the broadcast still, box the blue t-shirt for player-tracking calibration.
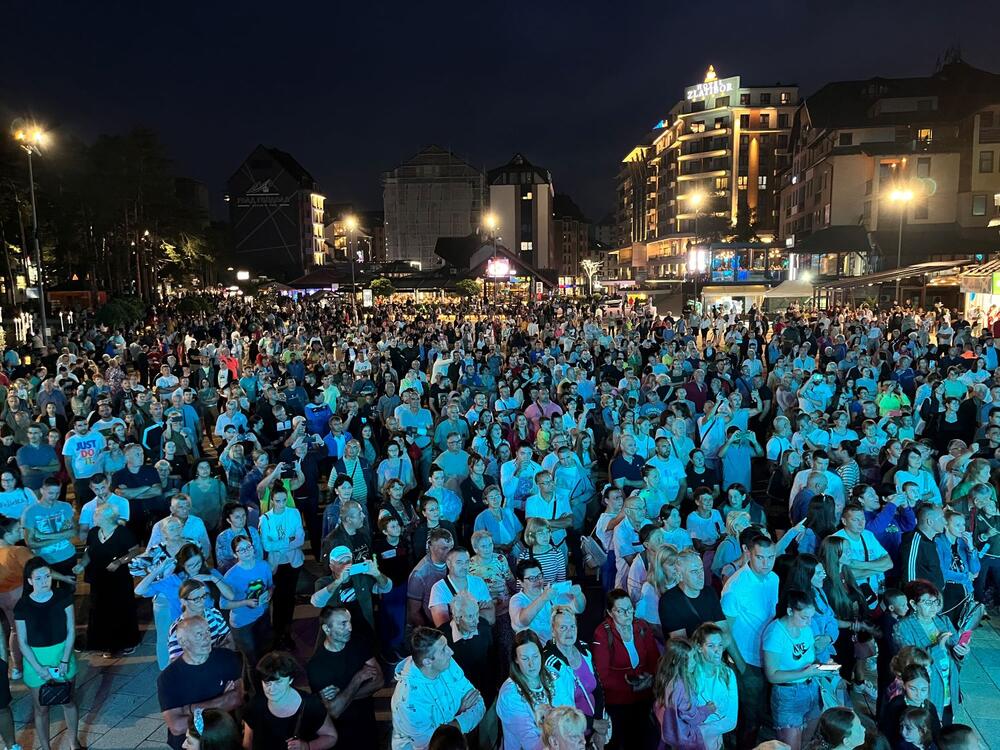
[223,561,272,628]
[17,444,58,490]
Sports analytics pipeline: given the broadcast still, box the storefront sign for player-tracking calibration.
[685,76,740,102]
[962,275,992,294]
[235,179,291,208]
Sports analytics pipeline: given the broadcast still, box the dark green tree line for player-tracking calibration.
[0,126,225,302]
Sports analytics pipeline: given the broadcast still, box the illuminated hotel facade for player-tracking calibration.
[613,67,798,281]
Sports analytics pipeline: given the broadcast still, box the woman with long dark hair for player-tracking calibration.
[803,707,865,750]
[799,495,838,555]
[497,630,575,750]
[817,537,877,679]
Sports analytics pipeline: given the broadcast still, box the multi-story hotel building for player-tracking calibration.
[613,66,798,281]
[780,59,1000,283]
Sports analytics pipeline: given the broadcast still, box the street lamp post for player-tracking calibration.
[345,215,359,323]
[13,125,48,345]
[689,191,705,313]
[483,212,499,304]
[889,188,914,305]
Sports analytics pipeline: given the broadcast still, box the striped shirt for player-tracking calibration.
[166,607,230,661]
[517,545,567,586]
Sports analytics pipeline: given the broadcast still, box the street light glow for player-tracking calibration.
[13,123,47,151]
[890,189,914,202]
[344,215,358,232]
[689,192,705,209]
[483,212,499,231]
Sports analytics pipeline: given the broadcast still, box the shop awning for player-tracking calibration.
[762,279,815,298]
[959,258,1000,277]
[700,285,768,297]
[814,259,973,290]
[789,226,874,254]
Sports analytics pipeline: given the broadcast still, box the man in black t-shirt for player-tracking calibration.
[158,616,243,750]
[658,548,725,638]
[439,591,496,703]
[307,605,382,748]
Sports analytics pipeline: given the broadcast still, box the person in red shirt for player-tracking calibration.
[592,588,660,750]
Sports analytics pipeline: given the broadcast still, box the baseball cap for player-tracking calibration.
[329,546,352,563]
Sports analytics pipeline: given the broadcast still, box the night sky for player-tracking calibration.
[3,0,1000,223]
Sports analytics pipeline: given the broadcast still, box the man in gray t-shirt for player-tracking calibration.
[22,479,78,575]
[406,528,454,630]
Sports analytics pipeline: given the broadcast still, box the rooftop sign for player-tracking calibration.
[685,75,740,102]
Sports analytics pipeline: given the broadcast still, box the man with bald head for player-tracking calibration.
[157,616,243,749]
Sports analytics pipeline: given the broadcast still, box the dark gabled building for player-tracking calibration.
[227,145,326,281]
[487,153,555,272]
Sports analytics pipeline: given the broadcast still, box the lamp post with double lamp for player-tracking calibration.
[689,191,705,313]
[13,124,49,345]
[344,214,359,323]
[889,188,914,305]
[483,212,499,304]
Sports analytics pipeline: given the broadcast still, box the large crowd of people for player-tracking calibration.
[0,292,991,750]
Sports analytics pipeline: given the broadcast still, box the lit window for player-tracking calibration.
[758,176,768,189]
[973,195,988,216]
[737,176,748,190]
[780,91,789,104]
[520,241,533,251]
[523,192,533,200]
[917,128,933,143]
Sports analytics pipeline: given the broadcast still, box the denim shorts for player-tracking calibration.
[771,680,821,729]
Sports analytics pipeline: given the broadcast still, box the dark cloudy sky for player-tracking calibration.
[3,0,999,222]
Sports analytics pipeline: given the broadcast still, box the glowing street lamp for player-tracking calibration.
[688,191,707,312]
[344,214,359,322]
[889,188,915,304]
[483,212,501,303]
[13,122,49,344]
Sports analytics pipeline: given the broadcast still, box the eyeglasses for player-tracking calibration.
[185,592,208,603]
[611,606,634,615]
[235,546,253,554]
[522,574,543,583]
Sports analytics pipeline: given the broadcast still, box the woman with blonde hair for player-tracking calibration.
[710,511,751,582]
[654,637,714,750]
[540,706,588,750]
[636,545,679,638]
[517,518,567,585]
[543,606,608,746]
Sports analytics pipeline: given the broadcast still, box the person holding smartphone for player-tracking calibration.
[762,590,827,750]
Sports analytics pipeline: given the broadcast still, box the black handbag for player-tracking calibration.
[38,680,73,706]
